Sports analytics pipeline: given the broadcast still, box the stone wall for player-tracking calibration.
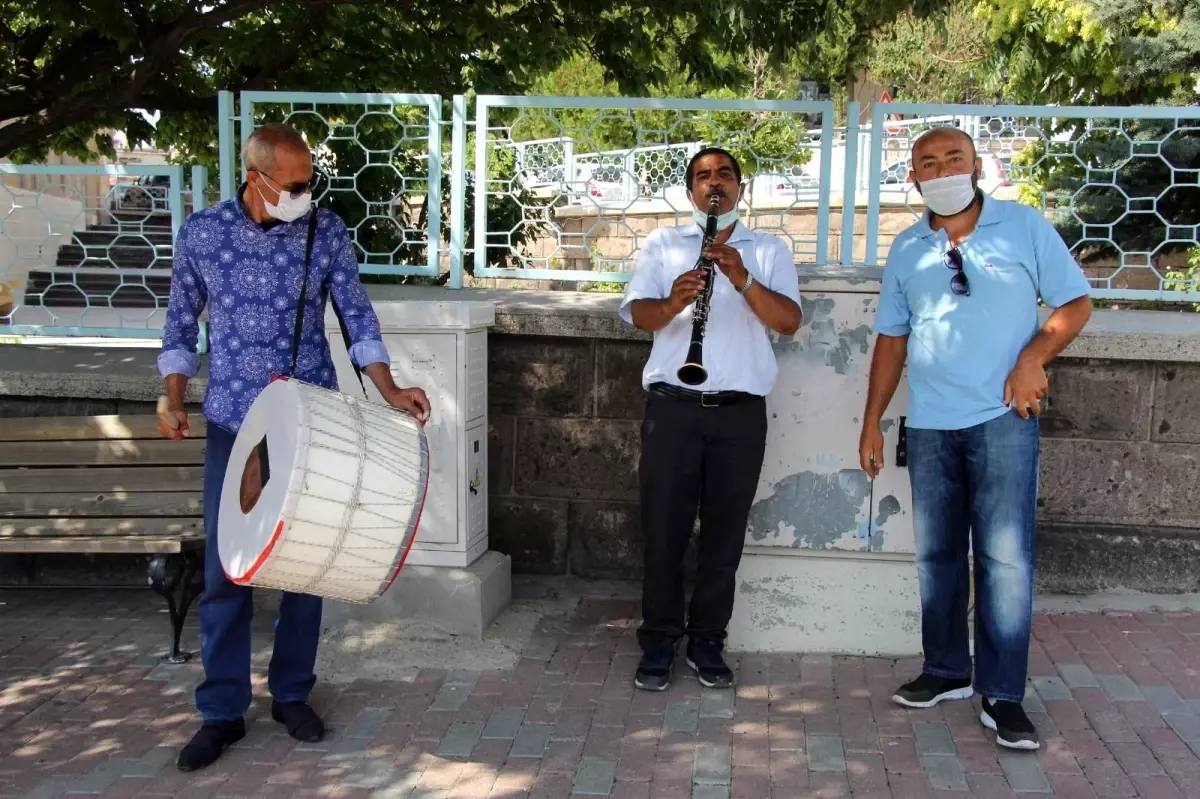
[482,332,1200,593]
[486,335,650,580]
[3,284,1200,594]
[1036,360,1200,592]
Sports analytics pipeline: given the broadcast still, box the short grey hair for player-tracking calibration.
[242,123,309,173]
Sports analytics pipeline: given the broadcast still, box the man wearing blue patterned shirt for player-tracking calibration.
[157,123,430,773]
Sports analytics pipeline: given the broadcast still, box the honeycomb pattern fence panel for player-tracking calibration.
[0,164,186,337]
[864,103,1200,301]
[471,95,837,285]
[238,92,443,279]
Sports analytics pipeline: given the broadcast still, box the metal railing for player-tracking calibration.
[469,95,836,283]
[2,95,1198,341]
[230,91,444,279]
[0,163,187,338]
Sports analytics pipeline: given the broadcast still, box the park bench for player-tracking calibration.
[0,412,206,663]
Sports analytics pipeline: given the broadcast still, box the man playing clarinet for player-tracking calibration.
[618,147,803,691]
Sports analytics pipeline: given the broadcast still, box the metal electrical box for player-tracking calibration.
[325,300,496,568]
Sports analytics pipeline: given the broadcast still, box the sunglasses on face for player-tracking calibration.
[254,170,321,200]
[945,247,970,296]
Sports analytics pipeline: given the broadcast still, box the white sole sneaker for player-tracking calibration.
[891,685,974,709]
[686,658,732,689]
[980,709,1041,750]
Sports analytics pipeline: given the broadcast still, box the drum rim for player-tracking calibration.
[372,419,431,600]
[220,377,311,586]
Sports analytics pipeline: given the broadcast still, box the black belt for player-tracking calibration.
[649,381,763,407]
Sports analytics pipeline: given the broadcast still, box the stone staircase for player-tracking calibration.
[23,211,174,310]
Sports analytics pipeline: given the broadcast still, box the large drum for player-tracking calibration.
[217,377,429,603]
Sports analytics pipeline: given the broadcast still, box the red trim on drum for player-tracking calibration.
[228,520,285,585]
[380,443,432,596]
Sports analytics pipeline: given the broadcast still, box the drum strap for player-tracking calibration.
[288,209,367,396]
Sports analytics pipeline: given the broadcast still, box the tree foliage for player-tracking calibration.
[0,0,901,163]
[973,0,1200,104]
[867,0,1006,102]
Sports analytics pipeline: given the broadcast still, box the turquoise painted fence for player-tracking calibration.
[1,94,1197,339]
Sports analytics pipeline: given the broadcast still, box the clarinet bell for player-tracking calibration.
[677,342,707,386]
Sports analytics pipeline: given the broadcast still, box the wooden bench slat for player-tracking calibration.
[0,439,206,467]
[0,466,204,494]
[0,492,203,518]
[0,517,203,538]
[0,415,208,442]
[0,535,204,554]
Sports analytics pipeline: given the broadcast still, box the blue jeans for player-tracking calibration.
[195,423,323,722]
[907,410,1039,704]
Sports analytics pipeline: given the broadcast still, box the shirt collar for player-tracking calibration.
[913,191,1004,240]
[679,219,754,243]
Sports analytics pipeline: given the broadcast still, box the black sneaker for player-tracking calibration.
[891,673,974,708]
[634,646,673,692]
[271,700,325,743]
[176,718,246,771]
[981,698,1040,750]
[686,640,734,689]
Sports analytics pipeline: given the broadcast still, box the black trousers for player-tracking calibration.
[636,385,768,653]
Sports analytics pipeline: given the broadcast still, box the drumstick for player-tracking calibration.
[156,395,180,431]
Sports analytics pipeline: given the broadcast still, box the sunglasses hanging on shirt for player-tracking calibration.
[945,246,970,296]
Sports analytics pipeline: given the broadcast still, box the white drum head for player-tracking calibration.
[218,378,307,584]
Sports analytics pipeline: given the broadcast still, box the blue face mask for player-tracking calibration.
[692,207,739,232]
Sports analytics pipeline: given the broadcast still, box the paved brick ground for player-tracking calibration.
[3,591,1200,798]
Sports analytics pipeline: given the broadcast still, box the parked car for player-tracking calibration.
[112,175,170,212]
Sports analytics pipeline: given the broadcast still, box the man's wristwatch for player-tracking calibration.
[738,272,754,295]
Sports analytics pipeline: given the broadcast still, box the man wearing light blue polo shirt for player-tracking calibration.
[858,126,1092,751]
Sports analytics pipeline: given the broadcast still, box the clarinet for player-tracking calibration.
[677,193,721,386]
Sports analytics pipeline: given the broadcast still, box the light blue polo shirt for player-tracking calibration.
[873,195,1091,431]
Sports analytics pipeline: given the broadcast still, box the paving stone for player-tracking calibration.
[920,754,967,791]
[1058,664,1100,689]
[806,735,846,772]
[1143,686,1188,713]
[16,593,1200,799]
[692,745,732,785]
[482,708,525,740]
[346,758,411,789]
[1098,675,1145,703]
[664,701,699,733]
[574,757,617,796]
[914,722,955,755]
[438,722,484,757]
[699,690,734,720]
[1031,676,1073,702]
[510,724,554,758]
[430,683,472,712]
[1165,712,1200,742]
[999,752,1052,793]
[22,776,74,799]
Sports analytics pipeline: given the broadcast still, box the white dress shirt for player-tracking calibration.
[618,220,801,396]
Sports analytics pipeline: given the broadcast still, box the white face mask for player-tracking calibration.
[692,207,739,232]
[255,179,312,223]
[917,172,978,217]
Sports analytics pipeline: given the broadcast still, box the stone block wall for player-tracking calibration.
[484,335,1200,594]
[486,335,651,580]
[1036,360,1200,592]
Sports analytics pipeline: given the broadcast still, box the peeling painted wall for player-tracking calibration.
[750,284,915,555]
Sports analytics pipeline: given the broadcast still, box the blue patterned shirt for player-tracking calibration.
[158,189,389,433]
